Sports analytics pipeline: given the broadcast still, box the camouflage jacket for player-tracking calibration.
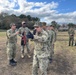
[34,30,50,58]
[44,30,52,46]
[6,29,17,43]
[18,27,30,37]
[50,30,56,44]
[68,28,75,36]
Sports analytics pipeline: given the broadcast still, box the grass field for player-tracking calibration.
[0,32,6,37]
[0,31,76,75]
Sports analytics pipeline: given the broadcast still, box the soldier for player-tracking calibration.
[49,25,57,63]
[6,23,19,66]
[68,27,75,46]
[32,24,50,75]
[18,21,31,58]
[41,23,55,63]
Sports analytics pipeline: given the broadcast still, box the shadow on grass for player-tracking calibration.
[48,53,74,75]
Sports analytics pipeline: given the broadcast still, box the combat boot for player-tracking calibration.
[9,59,16,66]
[12,59,17,63]
[21,54,25,58]
[27,54,31,58]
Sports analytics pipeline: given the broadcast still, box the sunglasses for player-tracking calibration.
[23,23,26,24]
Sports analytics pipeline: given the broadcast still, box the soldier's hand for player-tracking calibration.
[15,31,19,35]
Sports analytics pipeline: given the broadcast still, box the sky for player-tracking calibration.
[0,0,76,24]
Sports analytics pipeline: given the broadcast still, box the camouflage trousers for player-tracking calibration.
[48,44,54,59]
[50,44,54,57]
[32,55,49,75]
[7,43,16,60]
[69,37,74,46]
[21,42,30,55]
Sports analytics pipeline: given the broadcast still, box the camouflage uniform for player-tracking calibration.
[46,30,53,57]
[32,30,49,75]
[48,29,56,60]
[6,29,17,61]
[68,28,75,46]
[18,27,31,57]
[42,28,52,59]
[53,30,57,42]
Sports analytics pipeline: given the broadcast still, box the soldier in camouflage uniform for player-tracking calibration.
[41,23,53,63]
[18,21,31,58]
[68,27,75,46]
[32,24,50,75]
[41,23,56,63]
[6,23,19,66]
[48,25,56,62]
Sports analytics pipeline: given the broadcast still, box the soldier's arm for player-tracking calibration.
[18,28,22,37]
[52,31,56,44]
[6,30,18,38]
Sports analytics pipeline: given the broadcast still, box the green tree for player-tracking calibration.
[68,23,75,28]
[0,13,40,30]
[51,21,61,29]
[51,21,57,27]
[19,14,26,19]
[27,15,31,21]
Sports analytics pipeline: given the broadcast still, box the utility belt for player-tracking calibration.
[6,41,16,45]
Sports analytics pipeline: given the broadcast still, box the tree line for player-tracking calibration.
[0,13,40,30]
[0,13,76,30]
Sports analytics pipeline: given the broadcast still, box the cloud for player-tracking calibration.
[0,0,76,24]
[44,11,76,24]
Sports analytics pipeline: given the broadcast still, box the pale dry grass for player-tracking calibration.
[0,31,76,75]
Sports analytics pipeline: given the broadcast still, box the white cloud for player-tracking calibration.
[0,0,76,24]
[44,11,76,24]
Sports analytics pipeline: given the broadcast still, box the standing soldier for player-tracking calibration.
[32,24,50,75]
[6,23,19,66]
[18,21,31,58]
[41,23,55,63]
[49,25,57,63]
[41,23,52,62]
[68,27,75,46]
